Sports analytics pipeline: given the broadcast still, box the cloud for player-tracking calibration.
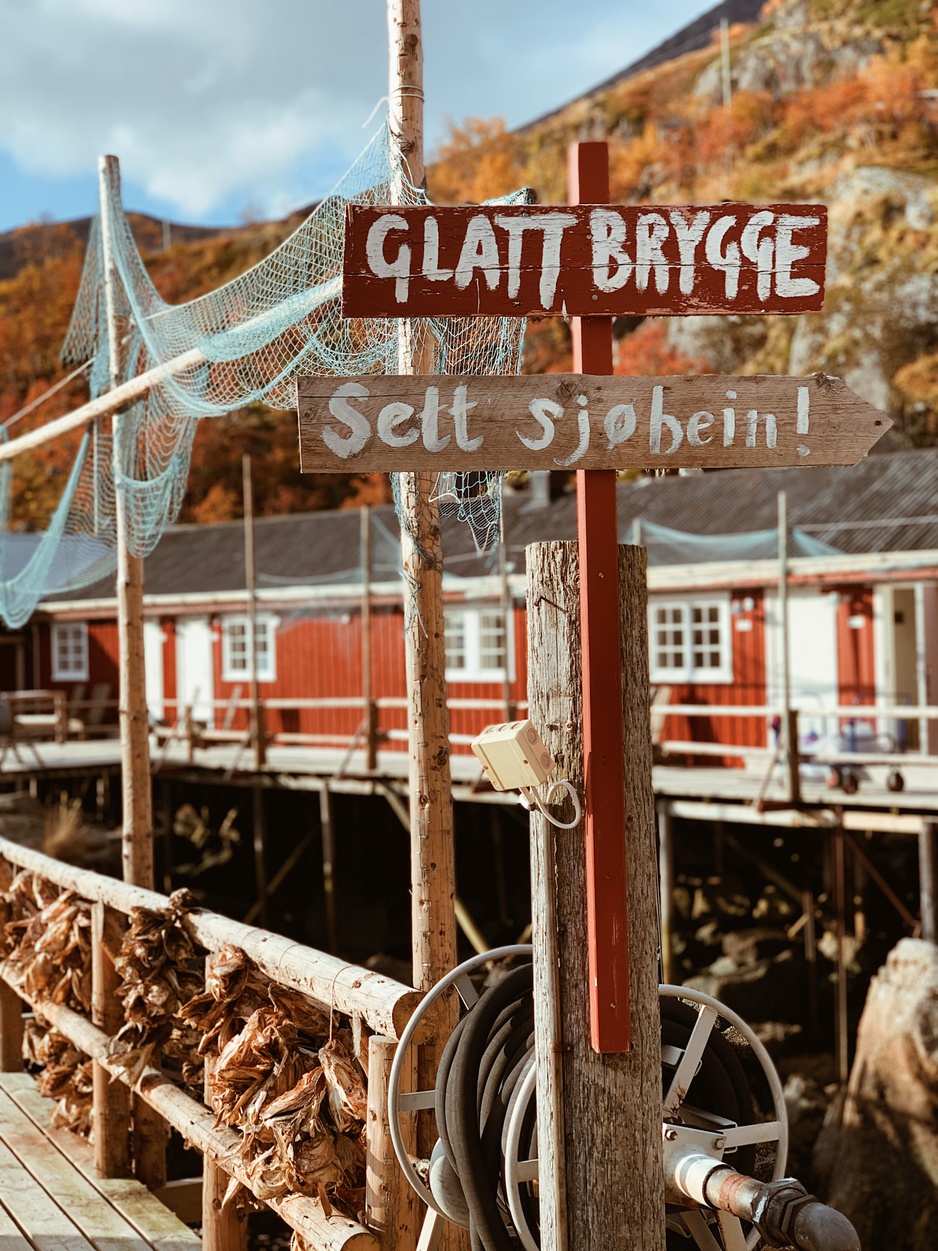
[0,0,709,222]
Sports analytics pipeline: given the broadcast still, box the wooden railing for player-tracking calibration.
[0,835,424,1251]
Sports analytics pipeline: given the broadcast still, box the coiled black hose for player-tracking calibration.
[434,963,534,1251]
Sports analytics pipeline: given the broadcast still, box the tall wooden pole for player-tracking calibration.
[528,542,665,1251]
[242,454,266,771]
[388,1,458,1034]
[361,506,378,771]
[100,156,154,891]
[778,491,800,803]
[99,155,166,1188]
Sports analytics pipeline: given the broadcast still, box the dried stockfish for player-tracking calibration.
[24,1019,93,1138]
[3,884,91,1013]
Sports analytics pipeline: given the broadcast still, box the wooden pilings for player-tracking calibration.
[92,903,132,1176]
[365,1036,418,1251]
[527,542,665,1251]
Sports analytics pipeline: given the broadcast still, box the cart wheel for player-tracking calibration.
[826,766,843,789]
[841,769,859,795]
[887,769,905,793]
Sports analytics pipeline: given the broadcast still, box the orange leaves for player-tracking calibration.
[429,116,524,205]
[613,320,710,377]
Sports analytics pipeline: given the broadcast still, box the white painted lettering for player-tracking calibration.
[649,386,683,455]
[723,391,737,445]
[670,210,711,296]
[706,216,741,300]
[775,214,821,299]
[555,395,590,466]
[746,408,777,448]
[635,213,670,294]
[519,398,562,451]
[450,385,483,452]
[454,216,502,292]
[797,385,811,457]
[740,210,776,301]
[323,382,371,458]
[495,212,576,307]
[419,387,450,453]
[365,215,412,303]
[687,410,715,446]
[604,402,637,449]
[377,401,419,448]
[589,209,633,293]
[423,217,452,282]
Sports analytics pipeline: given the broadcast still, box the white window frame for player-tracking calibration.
[444,605,514,683]
[648,596,732,684]
[221,614,277,683]
[51,622,89,682]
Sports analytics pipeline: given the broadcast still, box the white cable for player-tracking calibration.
[518,780,582,830]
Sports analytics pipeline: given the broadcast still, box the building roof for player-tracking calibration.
[44,447,938,605]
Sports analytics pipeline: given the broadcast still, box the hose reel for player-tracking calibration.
[388,947,860,1251]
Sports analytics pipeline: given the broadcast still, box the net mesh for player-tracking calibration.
[633,518,841,564]
[0,124,529,628]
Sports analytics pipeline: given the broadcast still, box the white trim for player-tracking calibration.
[221,614,277,683]
[51,621,89,681]
[649,595,732,685]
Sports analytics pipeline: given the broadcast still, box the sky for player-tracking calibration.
[0,1,713,234]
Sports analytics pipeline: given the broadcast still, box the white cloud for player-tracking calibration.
[0,0,711,221]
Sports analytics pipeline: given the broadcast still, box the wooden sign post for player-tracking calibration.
[308,146,891,1057]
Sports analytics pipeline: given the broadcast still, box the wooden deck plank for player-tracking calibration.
[0,1199,35,1249]
[0,1135,95,1251]
[0,1075,200,1251]
[0,1084,150,1251]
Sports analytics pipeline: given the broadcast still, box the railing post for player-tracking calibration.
[202,952,248,1251]
[92,902,132,1175]
[0,859,23,1072]
[366,1035,418,1251]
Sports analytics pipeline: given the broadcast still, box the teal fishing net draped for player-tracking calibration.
[0,124,529,628]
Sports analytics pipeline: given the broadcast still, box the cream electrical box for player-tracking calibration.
[470,720,554,791]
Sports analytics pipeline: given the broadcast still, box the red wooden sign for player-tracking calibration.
[342,202,827,319]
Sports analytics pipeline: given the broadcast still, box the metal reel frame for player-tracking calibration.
[388,956,790,1251]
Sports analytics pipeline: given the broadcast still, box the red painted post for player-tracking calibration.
[569,141,631,1053]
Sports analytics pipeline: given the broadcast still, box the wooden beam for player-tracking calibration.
[365,1036,418,1251]
[202,953,248,1251]
[91,903,132,1177]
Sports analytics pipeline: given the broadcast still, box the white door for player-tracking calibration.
[175,616,215,728]
[143,620,164,723]
[765,590,838,739]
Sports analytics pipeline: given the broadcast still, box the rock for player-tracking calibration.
[816,938,938,1251]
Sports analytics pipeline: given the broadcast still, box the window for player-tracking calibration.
[445,607,512,682]
[221,615,277,682]
[649,598,732,684]
[51,622,89,681]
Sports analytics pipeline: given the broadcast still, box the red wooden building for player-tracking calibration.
[11,448,938,761]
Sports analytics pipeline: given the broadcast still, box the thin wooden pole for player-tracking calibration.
[242,454,266,770]
[832,827,849,1086]
[361,506,377,771]
[320,783,339,952]
[202,953,249,1251]
[365,1036,418,1251]
[251,786,269,930]
[100,155,167,1187]
[498,507,515,722]
[658,803,675,984]
[99,156,154,891]
[0,862,23,1072]
[919,819,937,942]
[92,903,132,1176]
[528,542,665,1251]
[388,0,459,1133]
[569,141,631,1052]
[778,491,801,804]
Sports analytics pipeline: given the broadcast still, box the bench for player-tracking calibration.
[0,1071,199,1251]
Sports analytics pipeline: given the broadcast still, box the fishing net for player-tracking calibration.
[632,518,841,564]
[0,124,529,628]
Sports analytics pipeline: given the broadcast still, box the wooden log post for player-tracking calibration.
[361,506,378,772]
[527,542,665,1251]
[0,860,23,1072]
[919,819,937,943]
[92,902,132,1176]
[365,1035,418,1251]
[388,0,459,1150]
[100,155,167,1188]
[202,953,248,1251]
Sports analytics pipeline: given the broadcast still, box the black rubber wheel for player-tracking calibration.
[887,769,905,793]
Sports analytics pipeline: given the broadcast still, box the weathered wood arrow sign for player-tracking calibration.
[297,372,889,472]
[342,203,828,318]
